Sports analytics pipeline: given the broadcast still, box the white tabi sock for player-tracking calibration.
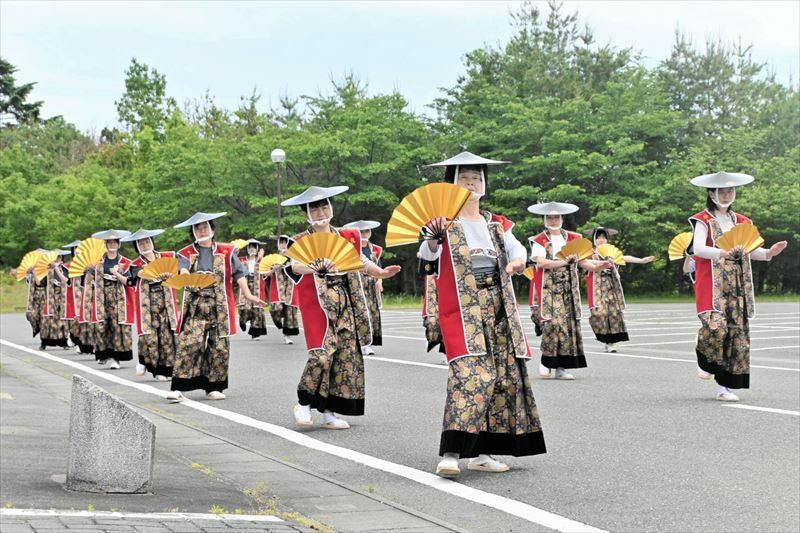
[298,404,311,418]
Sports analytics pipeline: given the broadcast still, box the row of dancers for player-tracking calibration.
[16,151,787,476]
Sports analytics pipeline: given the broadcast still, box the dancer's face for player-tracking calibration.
[545,215,562,230]
[456,170,483,197]
[308,202,332,223]
[595,234,608,246]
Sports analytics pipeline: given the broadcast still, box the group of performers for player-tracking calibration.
[19,151,787,478]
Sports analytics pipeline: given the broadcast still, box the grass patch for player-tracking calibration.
[0,273,27,313]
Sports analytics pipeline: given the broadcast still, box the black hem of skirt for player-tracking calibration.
[439,429,547,458]
[696,349,750,389]
[79,344,94,354]
[95,349,133,362]
[172,376,228,393]
[297,389,365,416]
[248,326,267,338]
[31,328,40,338]
[541,354,587,369]
[139,356,173,378]
[70,334,80,346]
[282,327,300,336]
[41,338,69,348]
[372,335,382,346]
[595,332,629,343]
[426,341,441,353]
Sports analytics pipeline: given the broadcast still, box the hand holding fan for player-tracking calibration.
[596,243,625,265]
[140,257,179,281]
[258,254,287,274]
[717,224,764,256]
[34,251,59,282]
[668,232,693,261]
[163,273,216,290]
[556,238,594,262]
[522,266,536,280]
[385,183,472,247]
[16,250,43,281]
[69,238,106,277]
[286,232,363,275]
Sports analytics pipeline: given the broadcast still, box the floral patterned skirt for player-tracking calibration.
[440,284,546,458]
[696,261,750,389]
[589,273,629,344]
[540,271,586,369]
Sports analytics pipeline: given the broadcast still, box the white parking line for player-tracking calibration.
[721,405,800,417]
[749,345,800,352]
[0,339,605,533]
[0,509,283,522]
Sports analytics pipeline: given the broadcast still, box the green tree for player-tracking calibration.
[115,58,176,137]
[0,58,44,126]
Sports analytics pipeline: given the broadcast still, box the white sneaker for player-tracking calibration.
[283,336,294,345]
[166,390,184,402]
[322,411,350,429]
[293,404,313,427]
[604,343,610,352]
[155,375,170,382]
[697,367,713,380]
[206,391,226,400]
[75,346,82,354]
[467,454,510,473]
[555,368,575,380]
[435,453,460,478]
[135,363,146,376]
[607,343,617,353]
[361,346,375,356]
[716,388,739,402]
[538,364,552,378]
[108,359,121,370]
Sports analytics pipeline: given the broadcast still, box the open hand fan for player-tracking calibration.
[16,250,43,281]
[163,273,216,290]
[556,238,594,262]
[716,224,764,254]
[34,251,59,282]
[286,232,363,274]
[522,266,536,280]
[258,254,287,274]
[596,243,625,265]
[69,238,106,277]
[230,239,248,252]
[668,232,693,261]
[140,257,179,281]
[385,183,472,247]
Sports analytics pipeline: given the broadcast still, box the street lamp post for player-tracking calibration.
[270,148,286,237]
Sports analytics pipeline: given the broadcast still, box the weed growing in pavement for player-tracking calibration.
[3,502,13,508]
[86,504,95,512]
[208,504,227,515]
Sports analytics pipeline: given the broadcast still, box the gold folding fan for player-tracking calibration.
[596,243,625,266]
[34,251,59,282]
[16,250,43,281]
[668,232,693,261]
[522,266,536,281]
[258,254,287,274]
[162,273,216,290]
[556,238,594,262]
[286,232,363,274]
[69,238,106,277]
[716,224,764,254]
[139,257,179,281]
[230,239,248,252]
[385,183,473,247]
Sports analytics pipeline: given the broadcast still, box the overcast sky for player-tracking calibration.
[2,0,798,132]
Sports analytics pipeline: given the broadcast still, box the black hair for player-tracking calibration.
[189,220,216,242]
[299,199,330,212]
[444,164,489,196]
[593,228,609,242]
[705,189,717,212]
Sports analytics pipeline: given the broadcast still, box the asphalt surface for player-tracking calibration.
[1,302,798,533]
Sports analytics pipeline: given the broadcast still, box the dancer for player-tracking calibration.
[168,212,266,401]
[343,220,383,355]
[418,152,546,477]
[583,227,654,352]
[281,186,400,429]
[688,172,787,401]
[528,203,611,379]
[87,230,135,370]
[123,229,179,381]
[238,239,268,339]
[268,234,300,344]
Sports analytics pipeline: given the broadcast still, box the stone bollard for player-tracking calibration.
[66,375,155,493]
